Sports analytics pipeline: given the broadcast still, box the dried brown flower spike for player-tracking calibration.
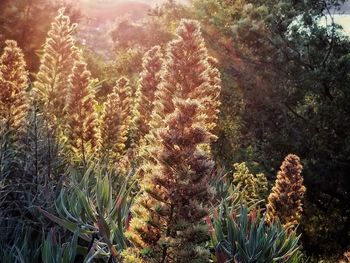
[265,154,306,231]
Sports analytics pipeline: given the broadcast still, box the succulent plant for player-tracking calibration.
[41,229,78,263]
[39,164,133,262]
[209,204,303,263]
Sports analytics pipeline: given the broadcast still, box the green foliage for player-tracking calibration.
[1,103,66,263]
[112,48,143,89]
[82,47,115,101]
[40,164,133,262]
[109,18,170,52]
[210,205,303,263]
[190,0,350,258]
[41,230,78,263]
[0,228,42,263]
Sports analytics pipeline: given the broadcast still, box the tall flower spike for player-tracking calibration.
[115,76,133,129]
[265,154,306,231]
[124,99,214,263]
[99,77,133,165]
[66,53,97,163]
[100,90,128,163]
[139,19,220,182]
[205,56,221,131]
[134,46,163,141]
[233,162,268,205]
[141,19,221,171]
[117,77,133,146]
[124,20,221,263]
[149,19,221,135]
[34,8,78,123]
[0,40,28,133]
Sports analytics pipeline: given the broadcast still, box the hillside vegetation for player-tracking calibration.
[0,0,349,262]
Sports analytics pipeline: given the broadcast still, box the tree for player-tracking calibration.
[191,0,350,256]
[108,0,190,99]
[66,54,97,164]
[0,40,28,134]
[265,154,306,231]
[109,0,189,53]
[34,8,78,124]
